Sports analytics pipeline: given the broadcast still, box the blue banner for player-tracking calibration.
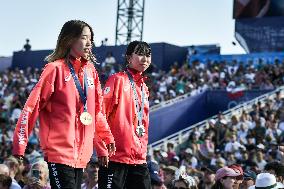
[189,52,284,65]
[149,90,270,144]
[11,43,187,72]
[149,92,208,144]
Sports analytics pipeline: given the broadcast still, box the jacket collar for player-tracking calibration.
[69,55,88,67]
[127,67,147,83]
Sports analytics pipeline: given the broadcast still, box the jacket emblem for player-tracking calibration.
[104,87,110,95]
[65,73,72,82]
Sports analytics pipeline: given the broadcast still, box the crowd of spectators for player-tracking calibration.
[97,53,284,106]
[1,54,284,188]
[147,58,284,107]
[145,85,284,188]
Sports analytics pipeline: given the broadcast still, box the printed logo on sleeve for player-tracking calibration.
[144,96,148,102]
[124,84,130,92]
[104,87,111,95]
[64,73,72,82]
[85,68,95,89]
[86,77,94,89]
[18,110,29,145]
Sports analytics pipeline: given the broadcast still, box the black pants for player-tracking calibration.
[48,163,83,189]
[98,161,151,189]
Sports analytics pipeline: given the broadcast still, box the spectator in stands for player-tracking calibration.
[228,164,244,189]
[236,150,249,168]
[275,164,284,184]
[163,166,178,189]
[12,20,115,189]
[81,159,99,189]
[158,76,168,102]
[239,170,256,189]
[97,41,151,189]
[212,167,241,189]
[147,161,166,189]
[266,144,280,162]
[186,131,201,156]
[13,156,29,188]
[3,156,21,189]
[198,165,217,189]
[244,135,257,152]
[100,38,108,46]
[23,160,50,189]
[265,161,279,173]
[254,147,267,170]
[264,161,284,184]
[171,156,180,169]
[199,134,215,164]
[205,119,217,136]
[274,91,283,110]
[103,52,116,66]
[0,164,9,177]
[25,142,41,165]
[250,118,266,144]
[180,148,198,169]
[265,119,282,143]
[10,102,22,124]
[226,152,237,166]
[153,149,164,164]
[211,149,226,168]
[249,172,284,189]
[171,175,197,189]
[237,122,249,144]
[224,134,246,159]
[0,174,12,189]
[175,76,186,95]
[167,142,177,163]
[23,38,31,51]
[215,118,228,149]
[101,52,117,81]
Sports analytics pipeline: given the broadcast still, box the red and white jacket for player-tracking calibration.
[13,57,114,168]
[97,68,150,164]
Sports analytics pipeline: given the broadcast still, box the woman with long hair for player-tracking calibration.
[12,20,115,188]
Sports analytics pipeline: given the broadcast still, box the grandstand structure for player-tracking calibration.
[2,2,284,186]
[148,85,284,151]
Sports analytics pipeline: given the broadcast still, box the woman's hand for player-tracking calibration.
[98,156,109,168]
[107,143,116,157]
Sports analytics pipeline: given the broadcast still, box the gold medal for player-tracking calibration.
[80,112,93,125]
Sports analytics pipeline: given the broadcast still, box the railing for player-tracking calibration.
[148,86,284,153]
[150,92,192,112]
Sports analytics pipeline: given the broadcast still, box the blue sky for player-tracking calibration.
[0,0,245,56]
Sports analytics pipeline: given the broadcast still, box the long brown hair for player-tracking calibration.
[45,20,95,63]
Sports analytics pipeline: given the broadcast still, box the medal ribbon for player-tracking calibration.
[126,71,145,128]
[68,60,88,112]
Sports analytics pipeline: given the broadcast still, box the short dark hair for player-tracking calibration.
[0,174,12,188]
[125,41,151,67]
[87,159,99,168]
[275,164,284,177]
[264,161,280,172]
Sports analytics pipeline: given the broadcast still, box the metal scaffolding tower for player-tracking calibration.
[115,0,145,45]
